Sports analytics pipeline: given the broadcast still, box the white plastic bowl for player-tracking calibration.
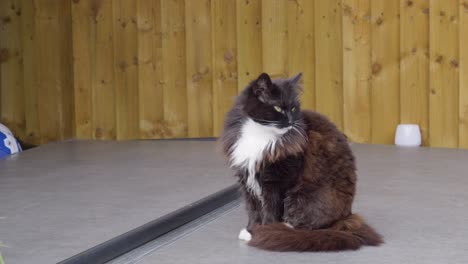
[395,124,421,147]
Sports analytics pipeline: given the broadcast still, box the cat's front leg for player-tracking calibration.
[260,184,283,224]
[242,187,262,231]
[239,186,262,241]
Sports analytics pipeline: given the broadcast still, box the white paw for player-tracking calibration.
[238,228,252,242]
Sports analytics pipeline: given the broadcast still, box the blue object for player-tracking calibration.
[0,123,22,159]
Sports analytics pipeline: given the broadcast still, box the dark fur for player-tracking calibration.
[220,73,382,252]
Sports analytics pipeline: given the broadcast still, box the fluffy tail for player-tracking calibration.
[248,214,383,252]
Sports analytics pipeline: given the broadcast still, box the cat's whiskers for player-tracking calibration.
[292,123,307,139]
[291,126,303,138]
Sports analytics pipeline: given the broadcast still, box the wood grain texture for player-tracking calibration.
[71,0,93,139]
[371,0,400,144]
[262,0,287,78]
[315,0,343,129]
[236,0,262,92]
[59,0,74,141]
[161,0,187,137]
[113,0,139,140]
[342,0,372,143]
[460,0,468,148]
[287,0,315,110]
[35,0,73,143]
[137,0,163,138]
[0,58,1,124]
[429,0,459,147]
[93,0,116,140]
[0,0,25,139]
[0,0,467,149]
[20,0,40,144]
[186,0,213,137]
[400,0,429,145]
[212,0,237,136]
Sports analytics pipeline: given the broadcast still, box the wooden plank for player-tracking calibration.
[35,0,73,143]
[185,0,213,138]
[0,53,1,122]
[57,0,74,141]
[429,0,459,148]
[342,0,372,143]
[400,0,429,145]
[21,0,40,144]
[71,0,93,139]
[262,0,287,78]
[61,0,74,141]
[92,0,116,140]
[314,0,343,129]
[371,0,400,144]
[287,0,315,110]
[113,0,139,140]
[460,0,468,148]
[137,0,163,138]
[0,0,25,139]
[0,57,1,124]
[212,0,237,136]
[236,0,262,92]
[161,0,187,137]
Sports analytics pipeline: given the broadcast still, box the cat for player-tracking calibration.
[220,72,382,251]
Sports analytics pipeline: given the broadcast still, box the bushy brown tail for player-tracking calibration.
[248,214,383,252]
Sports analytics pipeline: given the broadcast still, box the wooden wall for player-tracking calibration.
[1,0,467,148]
[0,0,73,144]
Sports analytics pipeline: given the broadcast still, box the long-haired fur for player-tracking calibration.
[249,214,382,251]
[220,72,382,252]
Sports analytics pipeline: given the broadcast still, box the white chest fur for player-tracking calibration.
[230,118,289,200]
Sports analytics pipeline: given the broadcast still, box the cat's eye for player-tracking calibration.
[274,106,282,113]
[292,107,296,112]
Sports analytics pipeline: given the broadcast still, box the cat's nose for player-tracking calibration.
[287,113,294,125]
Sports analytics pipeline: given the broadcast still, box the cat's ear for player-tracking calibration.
[289,72,302,86]
[253,73,272,102]
[289,72,303,93]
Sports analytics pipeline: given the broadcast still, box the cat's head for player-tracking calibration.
[243,72,303,129]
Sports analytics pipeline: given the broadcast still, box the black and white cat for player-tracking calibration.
[220,73,382,251]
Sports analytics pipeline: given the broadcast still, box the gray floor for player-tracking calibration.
[133,144,468,264]
[0,140,233,264]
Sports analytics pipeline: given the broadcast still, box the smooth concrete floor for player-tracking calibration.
[136,144,468,264]
[0,140,233,264]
